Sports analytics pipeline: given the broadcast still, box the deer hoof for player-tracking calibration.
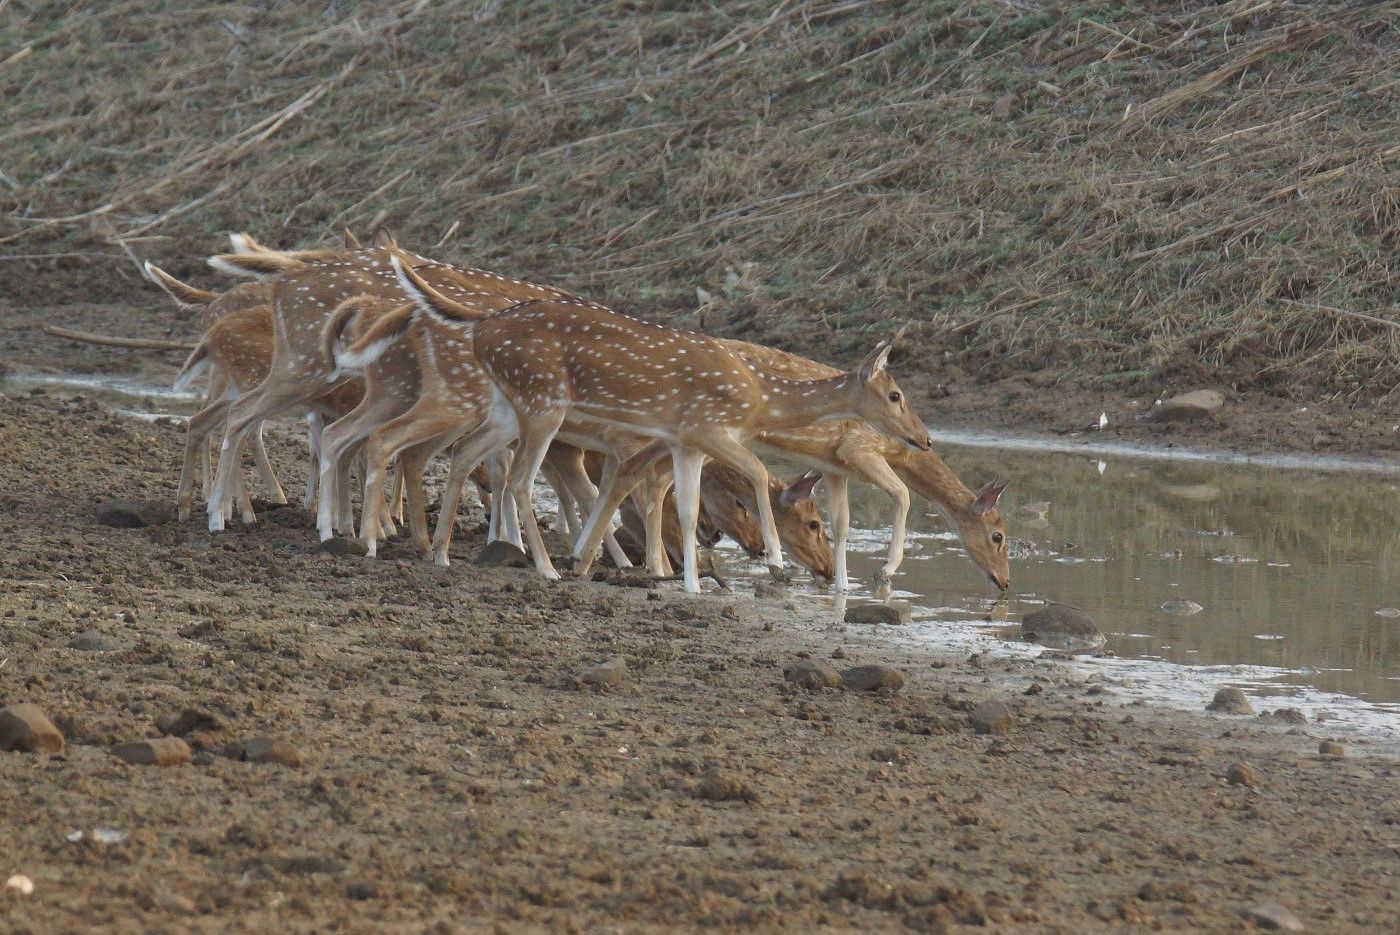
[767,564,792,584]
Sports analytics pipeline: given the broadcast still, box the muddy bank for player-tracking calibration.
[2,392,1397,932]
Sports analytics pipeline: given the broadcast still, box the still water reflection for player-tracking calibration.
[822,442,1400,707]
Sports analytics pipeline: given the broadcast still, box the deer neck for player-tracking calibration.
[891,449,975,523]
[753,370,859,431]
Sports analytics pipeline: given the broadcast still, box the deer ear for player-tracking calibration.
[343,227,362,249]
[371,226,397,248]
[780,472,822,507]
[970,478,1008,516]
[856,339,893,384]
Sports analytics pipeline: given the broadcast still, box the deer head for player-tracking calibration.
[847,340,932,452]
[700,469,835,580]
[958,478,1010,590]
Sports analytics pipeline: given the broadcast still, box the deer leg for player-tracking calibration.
[303,411,324,512]
[488,448,520,548]
[823,473,851,592]
[431,419,516,567]
[545,444,632,568]
[248,422,287,505]
[670,447,706,594]
[200,368,229,499]
[209,380,311,532]
[573,440,668,577]
[638,463,675,577]
[689,434,786,577]
[178,400,230,521]
[508,409,568,581]
[844,452,911,584]
[361,411,470,558]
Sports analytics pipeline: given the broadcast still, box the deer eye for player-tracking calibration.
[992,532,1004,545]
[807,520,821,532]
[888,390,902,403]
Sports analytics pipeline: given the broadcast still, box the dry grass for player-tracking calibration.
[2,0,1397,398]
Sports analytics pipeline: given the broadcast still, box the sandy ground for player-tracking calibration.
[2,375,1399,932]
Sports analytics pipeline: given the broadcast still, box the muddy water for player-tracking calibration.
[786,441,1400,722]
[9,371,1400,725]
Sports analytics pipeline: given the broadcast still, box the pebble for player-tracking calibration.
[94,498,172,528]
[580,657,627,689]
[243,736,302,767]
[1160,598,1204,616]
[1318,740,1345,758]
[475,540,530,567]
[695,768,756,802]
[1021,604,1105,652]
[843,601,912,625]
[1226,762,1255,787]
[1240,902,1305,931]
[157,708,227,737]
[112,737,192,767]
[783,659,842,690]
[67,629,124,652]
[753,581,784,599]
[969,699,1016,735]
[1207,687,1254,715]
[5,874,34,896]
[840,665,905,692]
[318,537,368,557]
[0,703,64,754]
[1148,389,1224,423]
[1262,707,1307,725]
[345,881,379,900]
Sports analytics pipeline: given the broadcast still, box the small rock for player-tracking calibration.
[840,665,905,692]
[155,891,196,913]
[1240,902,1305,931]
[969,699,1016,735]
[157,708,226,737]
[5,874,34,896]
[843,601,912,625]
[94,498,172,528]
[112,737,191,767]
[1226,762,1255,787]
[67,630,123,652]
[1318,740,1345,758]
[1021,603,1105,653]
[1207,687,1254,715]
[475,540,529,567]
[580,657,627,689]
[345,882,379,901]
[318,537,368,557]
[783,659,842,690]
[753,581,784,599]
[695,768,755,802]
[243,735,302,767]
[1160,598,1204,616]
[1375,607,1400,618]
[0,703,64,754]
[1148,389,1224,423]
[1261,707,1307,725]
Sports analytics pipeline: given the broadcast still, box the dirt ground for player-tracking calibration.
[2,374,1399,932]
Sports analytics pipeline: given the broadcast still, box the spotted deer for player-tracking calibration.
[718,339,1010,592]
[404,265,932,593]
[171,302,363,523]
[200,232,621,534]
[144,263,282,501]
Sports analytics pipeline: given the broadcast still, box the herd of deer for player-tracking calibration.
[112,228,1010,595]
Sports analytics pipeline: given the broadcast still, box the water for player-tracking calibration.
[760,441,1400,733]
[9,371,1400,731]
